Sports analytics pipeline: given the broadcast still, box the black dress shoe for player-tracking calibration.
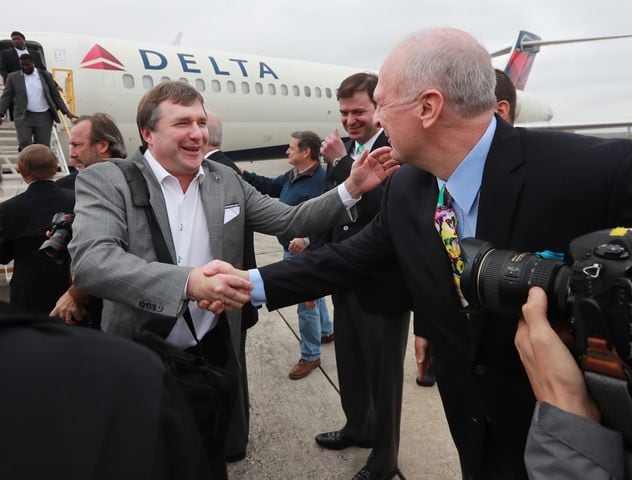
[225,450,246,463]
[352,466,405,480]
[314,430,372,450]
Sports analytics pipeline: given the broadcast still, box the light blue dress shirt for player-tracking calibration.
[436,116,496,239]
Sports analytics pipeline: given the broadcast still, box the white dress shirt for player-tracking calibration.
[24,69,49,113]
[144,150,217,349]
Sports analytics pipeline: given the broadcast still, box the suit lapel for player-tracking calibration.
[476,118,525,247]
[469,118,525,356]
[199,160,225,261]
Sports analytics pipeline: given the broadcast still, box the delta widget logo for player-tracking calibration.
[80,44,125,71]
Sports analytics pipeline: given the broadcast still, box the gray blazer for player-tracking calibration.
[525,402,627,479]
[69,150,352,353]
[0,68,71,126]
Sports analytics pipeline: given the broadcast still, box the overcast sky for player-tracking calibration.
[2,0,632,123]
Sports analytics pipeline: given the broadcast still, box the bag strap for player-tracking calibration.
[112,160,201,345]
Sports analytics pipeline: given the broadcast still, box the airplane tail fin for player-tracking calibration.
[504,30,541,90]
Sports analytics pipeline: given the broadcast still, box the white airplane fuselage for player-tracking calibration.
[6,32,554,153]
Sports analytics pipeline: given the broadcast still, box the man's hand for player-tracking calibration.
[288,237,308,254]
[515,287,601,421]
[187,260,252,314]
[414,335,431,381]
[344,146,400,198]
[320,129,347,163]
[50,291,85,325]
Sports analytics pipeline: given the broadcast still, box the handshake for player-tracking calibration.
[186,260,253,314]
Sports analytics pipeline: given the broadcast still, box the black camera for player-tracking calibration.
[39,212,74,259]
[461,228,632,372]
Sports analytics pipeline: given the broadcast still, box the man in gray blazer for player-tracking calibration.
[0,53,76,150]
[69,81,396,477]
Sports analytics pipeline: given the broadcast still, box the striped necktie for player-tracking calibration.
[434,184,468,306]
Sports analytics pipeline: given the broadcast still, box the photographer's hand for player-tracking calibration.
[515,287,601,421]
[51,290,85,325]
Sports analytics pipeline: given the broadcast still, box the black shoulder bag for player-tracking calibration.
[113,160,237,461]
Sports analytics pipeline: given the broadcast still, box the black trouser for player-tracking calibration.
[333,291,410,475]
[186,317,239,480]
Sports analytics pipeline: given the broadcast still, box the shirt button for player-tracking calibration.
[177,255,182,264]
[342,225,349,231]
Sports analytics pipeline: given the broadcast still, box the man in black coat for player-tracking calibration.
[0,144,74,314]
[317,72,410,480]
[0,300,211,479]
[224,29,632,480]
[0,31,45,83]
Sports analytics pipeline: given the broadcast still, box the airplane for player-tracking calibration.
[491,30,632,125]
[0,30,631,157]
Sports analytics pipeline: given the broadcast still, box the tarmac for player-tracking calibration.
[0,157,461,479]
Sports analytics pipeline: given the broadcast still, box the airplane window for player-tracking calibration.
[304,86,311,97]
[325,88,332,98]
[142,75,154,90]
[212,79,221,93]
[281,84,288,96]
[195,79,206,92]
[122,74,135,89]
[178,77,189,84]
[255,82,263,95]
[227,81,236,93]
[268,84,276,95]
[241,82,250,94]
[160,76,171,82]
[315,87,322,98]
[292,85,300,96]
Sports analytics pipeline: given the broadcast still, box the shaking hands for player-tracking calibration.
[187,260,252,314]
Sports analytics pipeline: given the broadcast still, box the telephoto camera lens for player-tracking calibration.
[460,238,571,317]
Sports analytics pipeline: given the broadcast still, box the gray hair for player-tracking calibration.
[206,112,223,147]
[393,29,496,118]
[76,113,127,158]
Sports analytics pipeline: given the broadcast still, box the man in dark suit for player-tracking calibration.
[0,53,76,150]
[203,111,257,463]
[224,29,632,479]
[316,72,410,480]
[0,31,45,83]
[0,300,211,480]
[0,144,75,314]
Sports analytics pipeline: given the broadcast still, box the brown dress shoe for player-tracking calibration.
[288,358,320,379]
[321,332,335,344]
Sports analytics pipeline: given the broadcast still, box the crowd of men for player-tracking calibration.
[0,27,630,480]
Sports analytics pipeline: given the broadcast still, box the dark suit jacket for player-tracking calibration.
[206,150,258,330]
[320,131,412,315]
[0,47,45,82]
[0,301,210,479]
[258,118,632,478]
[0,180,75,313]
[55,169,78,190]
[0,68,71,126]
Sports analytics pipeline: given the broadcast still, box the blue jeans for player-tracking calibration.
[284,251,332,361]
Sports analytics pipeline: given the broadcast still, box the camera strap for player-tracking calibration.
[112,160,200,344]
